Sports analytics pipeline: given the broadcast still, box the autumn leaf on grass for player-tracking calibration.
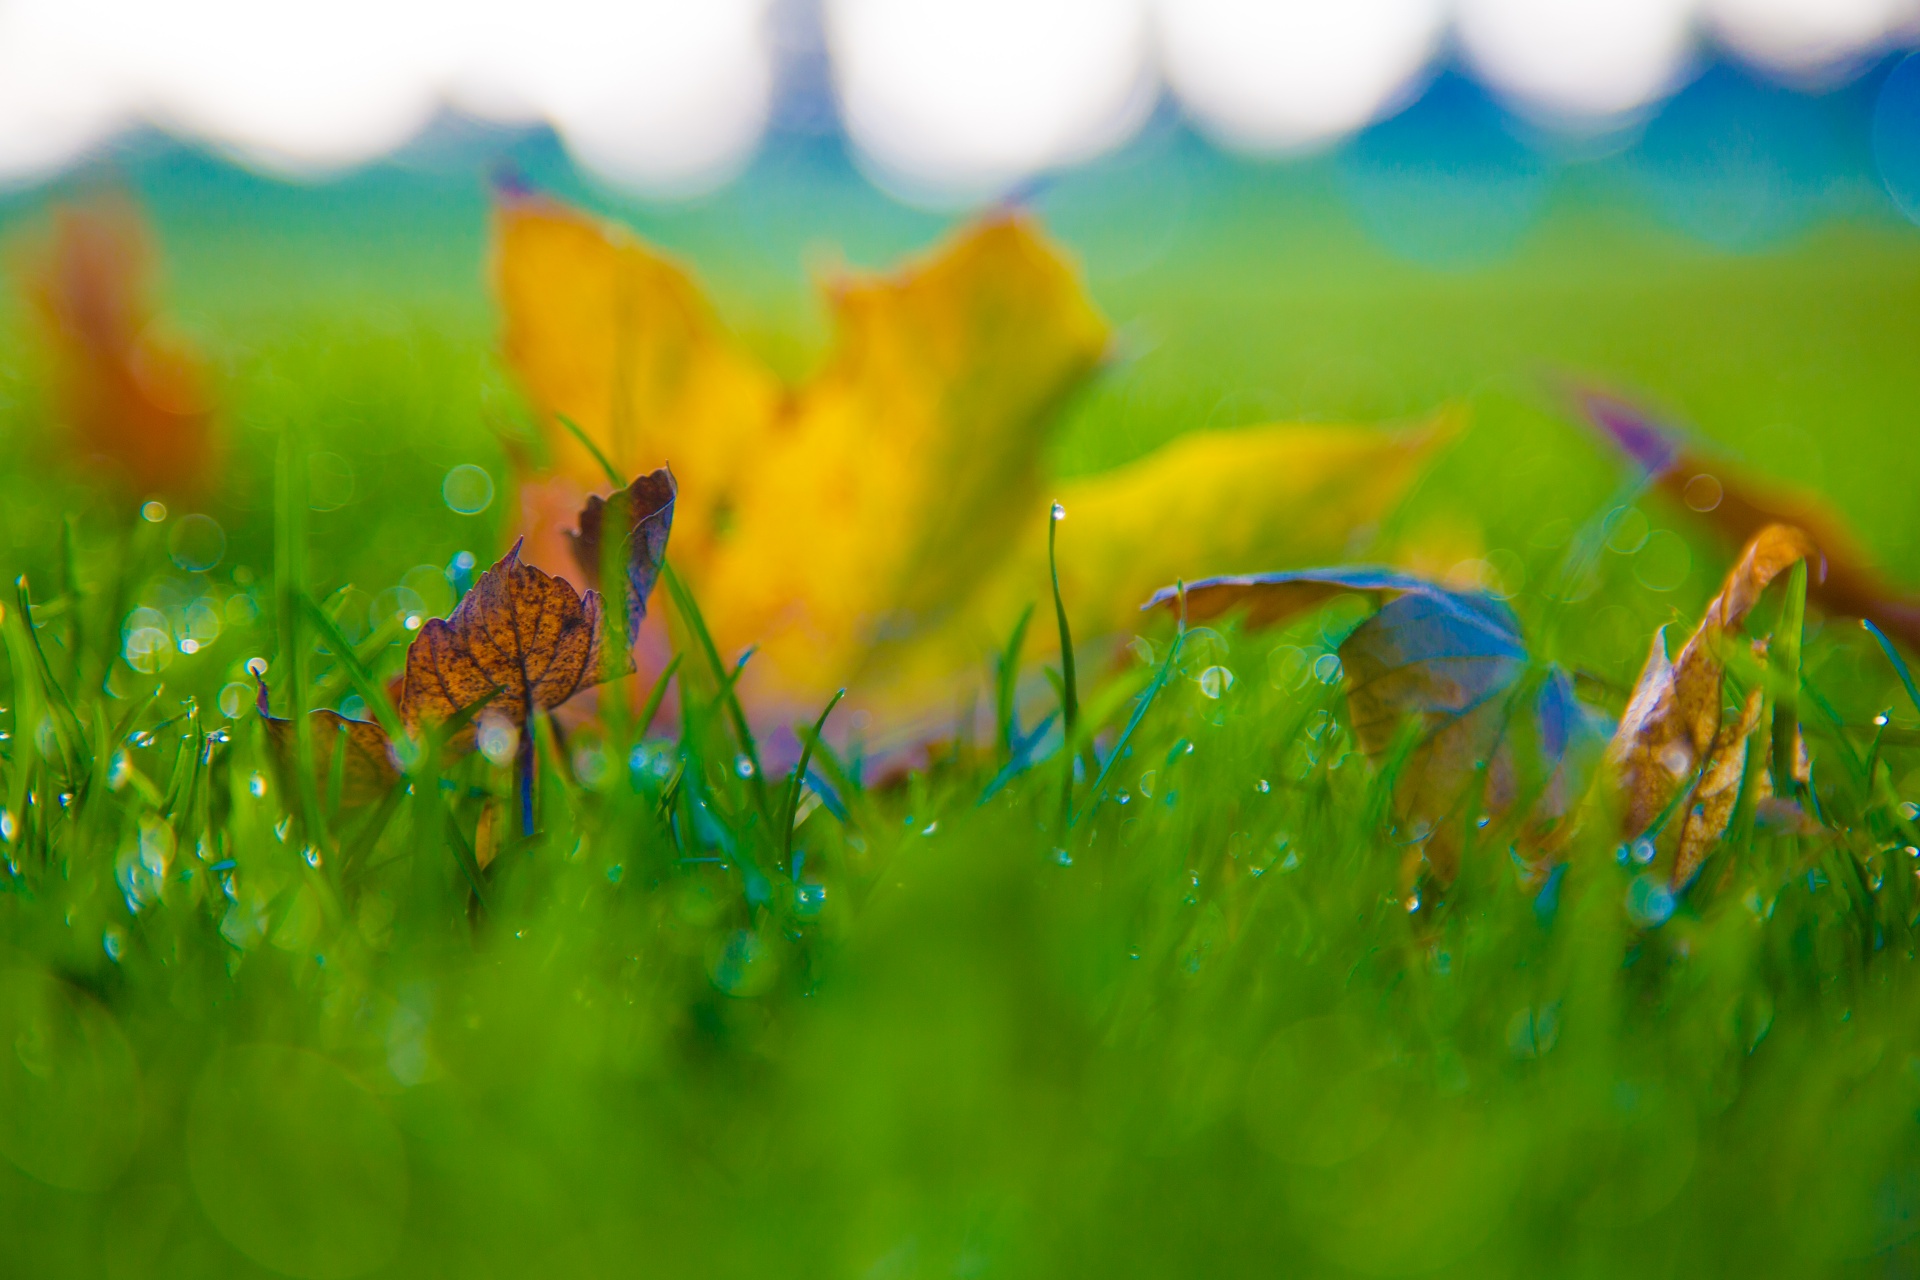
[14,191,218,501]
[254,680,401,810]
[1574,386,1920,648]
[497,190,1449,747]
[258,477,673,808]
[401,539,610,732]
[1604,522,1817,881]
[1147,568,1608,883]
[566,466,677,646]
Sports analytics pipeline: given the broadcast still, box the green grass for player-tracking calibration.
[5,137,1920,1276]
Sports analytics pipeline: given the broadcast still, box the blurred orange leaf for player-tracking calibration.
[1576,387,1920,649]
[497,192,1449,746]
[16,192,218,501]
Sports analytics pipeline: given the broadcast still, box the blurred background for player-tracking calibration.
[3,0,1920,673]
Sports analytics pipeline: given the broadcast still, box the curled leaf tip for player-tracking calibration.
[566,465,677,645]
[1605,522,1816,851]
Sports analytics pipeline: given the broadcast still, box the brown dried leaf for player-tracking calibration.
[1672,687,1764,887]
[400,538,606,729]
[1604,523,1817,841]
[566,466,676,646]
[254,681,401,809]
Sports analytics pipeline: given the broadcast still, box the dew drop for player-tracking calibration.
[1050,502,1066,521]
[1197,665,1235,699]
[248,772,268,798]
[245,656,269,678]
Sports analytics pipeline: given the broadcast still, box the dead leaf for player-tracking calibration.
[1147,567,1608,882]
[1604,523,1817,843]
[499,190,1446,746]
[400,538,608,730]
[1671,687,1764,887]
[1575,386,1920,648]
[15,191,219,501]
[253,678,401,809]
[566,465,677,645]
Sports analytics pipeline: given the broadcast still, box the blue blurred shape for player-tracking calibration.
[1874,53,1920,225]
[1633,64,1843,250]
[1336,72,1549,269]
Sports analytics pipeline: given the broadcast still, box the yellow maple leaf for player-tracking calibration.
[495,192,1451,745]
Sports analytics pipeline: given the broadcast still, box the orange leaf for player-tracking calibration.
[1671,686,1764,888]
[1604,522,1817,843]
[493,191,780,571]
[497,191,1446,749]
[400,538,608,730]
[15,192,219,501]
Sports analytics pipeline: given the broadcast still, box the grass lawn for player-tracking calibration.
[4,123,1920,1277]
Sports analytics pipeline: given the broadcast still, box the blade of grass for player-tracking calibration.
[10,577,85,785]
[1864,619,1920,723]
[995,603,1035,760]
[1049,502,1082,833]
[556,412,624,489]
[297,593,409,746]
[783,689,845,868]
[275,431,324,844]
[635,653,682,737]
[661,561,771,826]
[1073,582,1190,824]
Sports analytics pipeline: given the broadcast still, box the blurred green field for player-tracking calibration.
[4,124,1920,1278]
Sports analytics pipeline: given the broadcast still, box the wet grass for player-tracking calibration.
[4,154,1920,1277]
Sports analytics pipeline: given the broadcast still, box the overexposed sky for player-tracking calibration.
[0,0,1914,198]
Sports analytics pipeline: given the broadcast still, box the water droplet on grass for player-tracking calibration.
[1626,874,1675,927]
